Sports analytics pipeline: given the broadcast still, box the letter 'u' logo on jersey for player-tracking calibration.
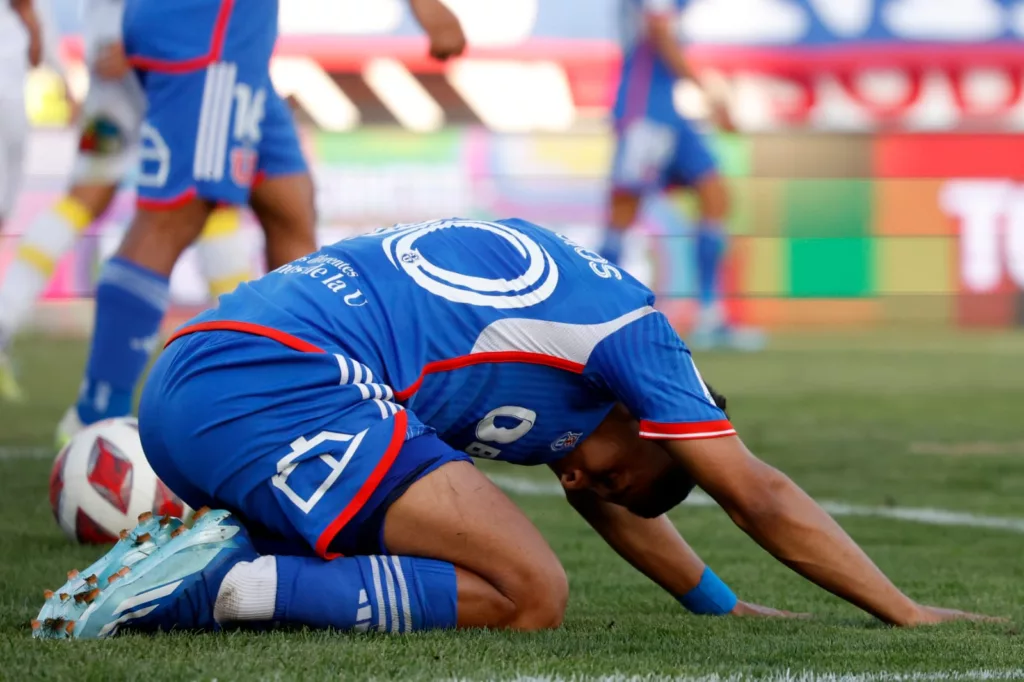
[380,219,559,309]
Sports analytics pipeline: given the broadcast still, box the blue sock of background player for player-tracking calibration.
[76,257,169,424]
[695,219,726,320]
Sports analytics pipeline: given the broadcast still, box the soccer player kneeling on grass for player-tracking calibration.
[34,218,998,638]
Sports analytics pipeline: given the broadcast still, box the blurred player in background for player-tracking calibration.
[0,0,258,403]
[601,0,760,351]
[55,0,466,441]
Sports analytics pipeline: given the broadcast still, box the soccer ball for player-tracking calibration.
[49,417,189,544]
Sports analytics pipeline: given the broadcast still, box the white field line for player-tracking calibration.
[453,671,1024,682]
[488,474,1024,535]
[0,445,52,460]
[6,443,1024,536]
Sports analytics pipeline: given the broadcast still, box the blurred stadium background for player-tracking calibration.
[5,0,1024,334]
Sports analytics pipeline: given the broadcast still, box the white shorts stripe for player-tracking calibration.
[335,354,350,385]
[369,556,385,632]
[371,384,383,400]
[391,556,412,634]
[193,65,219,181]
[357,384,371,400]
[387,401,400,415]
[379,555,401,633]
[374,399,389,420]
[382,385,395,401]
[351,362,363,384]
[364,366,374,383]
[209,62,237,183]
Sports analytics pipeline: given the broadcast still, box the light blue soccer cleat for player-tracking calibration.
[33,508,256,640]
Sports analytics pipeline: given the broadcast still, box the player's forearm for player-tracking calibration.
[646,18,694,83]
[407,0,460,34]
[565,489,706,598]
[726,467,920,625]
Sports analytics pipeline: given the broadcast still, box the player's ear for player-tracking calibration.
[550,461,588,492]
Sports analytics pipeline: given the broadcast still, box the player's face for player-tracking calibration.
[554,406,696,518]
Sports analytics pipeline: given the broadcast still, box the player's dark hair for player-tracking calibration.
[704,381,728,417]
[629,380,729,519]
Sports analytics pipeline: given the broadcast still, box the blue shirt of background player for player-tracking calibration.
[613,0,687,127]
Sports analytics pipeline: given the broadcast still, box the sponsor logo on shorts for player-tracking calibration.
[550,431,583,452]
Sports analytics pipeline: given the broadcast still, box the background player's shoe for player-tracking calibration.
[690,307,767,352]
[54,406,86,449]
[34,508,256,639]
[0,349,24,402]
[32,511,184,639]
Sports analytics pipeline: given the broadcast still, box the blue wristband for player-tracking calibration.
[677,567,738,615]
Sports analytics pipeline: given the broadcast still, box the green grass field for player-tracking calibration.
[2,330,1024,681]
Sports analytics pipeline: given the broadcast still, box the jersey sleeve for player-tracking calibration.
[585,310,735,440]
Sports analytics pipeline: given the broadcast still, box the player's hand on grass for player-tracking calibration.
[95,42,131,80]
[730,600,810,619]
[905,604,1007,626]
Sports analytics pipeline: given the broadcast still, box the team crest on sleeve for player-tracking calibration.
[550,431,583,452]
[380,219,559,309]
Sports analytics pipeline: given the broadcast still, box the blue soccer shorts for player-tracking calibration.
[138,325,471,559]
[124,0,307,210]
[610,116,718,193]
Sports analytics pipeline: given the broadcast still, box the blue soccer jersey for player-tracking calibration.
[613,0,687,126]
[142,218,733,558]
[177,218,733,463]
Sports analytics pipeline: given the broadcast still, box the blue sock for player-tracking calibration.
[76,257,169,424]
[695,221,727,308]
[599,227,625,266]
[274,555,458,632]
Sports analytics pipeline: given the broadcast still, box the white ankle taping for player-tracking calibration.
[213,555,277,623]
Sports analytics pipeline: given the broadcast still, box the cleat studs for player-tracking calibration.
[159,514,173,528]
[43,590,54,600]
[59,593,69,602]
[170,526,185,538]
[193,506,211,521]
[30,620,40,631]
[73,593,84,604]
[119,529,129,540]
[138,511,153,523]
[67,569,79,580]
[65,621,75,635]
[83,588,100,604]
[85,574,98,586]
[116,567,130,578]
[135,532,152,545]
[107,574,118,585]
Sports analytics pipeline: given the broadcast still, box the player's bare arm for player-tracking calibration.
[11,0,42,67]
[556,479,802,619]
[94,40,130,80]
[408,0,466,61]
[664,435,1000,626]
[644,11,734,131]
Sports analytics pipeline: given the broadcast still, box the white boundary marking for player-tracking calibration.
[5,443,1024,535]
[0,446,52,460]
[488,475,1024,535]
[448,671,1024,682]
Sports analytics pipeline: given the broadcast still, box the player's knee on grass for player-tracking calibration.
[116,200,212,275]
[384,460,569,631]
[250,172,318,268]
